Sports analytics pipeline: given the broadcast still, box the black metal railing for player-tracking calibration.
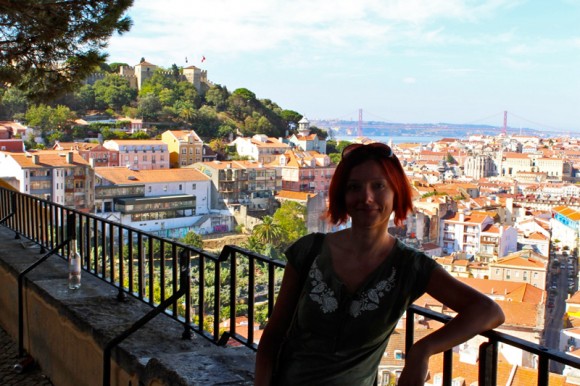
[0,186,285,351]
[2,186,580,386]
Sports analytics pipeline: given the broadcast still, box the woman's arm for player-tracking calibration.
[398,266,505,386]
[254,262,303,386]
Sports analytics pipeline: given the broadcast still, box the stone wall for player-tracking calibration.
[0,226,254,386]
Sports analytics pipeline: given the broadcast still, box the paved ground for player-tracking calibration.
[0,326,53,386]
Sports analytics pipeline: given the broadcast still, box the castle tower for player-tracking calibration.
[182,66,207,93]
[134,60,157,90]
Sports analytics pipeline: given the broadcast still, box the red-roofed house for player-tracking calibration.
[489,250,548,289]
[276,149,335,195]
[287,117,327,154]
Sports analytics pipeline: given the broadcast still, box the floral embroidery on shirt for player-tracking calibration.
[349,269,397,317]
[309,260,339,313]
[308,260,397,317]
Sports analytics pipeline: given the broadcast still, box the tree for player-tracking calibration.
[25,104,76,134]
[93,74,136,111]
[272,201,307,250]
[74,84,96,112]
[0,87,27,119]
[180,231,203,250]
[204,84,229,111]
[0,0,133,103]
[252,216,283,247]
[137,93,162,120]
[232,88,256,101]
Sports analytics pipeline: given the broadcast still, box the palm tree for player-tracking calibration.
[252,216,283,246]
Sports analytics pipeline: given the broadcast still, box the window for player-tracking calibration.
[506,269,511,279]
[394,350,404,360]
[179,184,183,191]
[143,155,147,161]
[182,148,187,154]
[192,184,196,190]
[433,374,443,386]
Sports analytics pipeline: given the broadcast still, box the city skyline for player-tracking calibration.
[106,0,580,133]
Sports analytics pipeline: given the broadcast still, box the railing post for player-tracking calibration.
[181,248,192,340]
[478,341,498,386]
[538,348,549,386]
[405,307,415,355]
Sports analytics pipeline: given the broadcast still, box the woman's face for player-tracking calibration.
[344,160,395,230]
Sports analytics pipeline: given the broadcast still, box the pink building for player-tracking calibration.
[103,139,169,170]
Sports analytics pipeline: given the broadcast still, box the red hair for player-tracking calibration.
[326,144,413,227]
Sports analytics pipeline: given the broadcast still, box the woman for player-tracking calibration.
[255,143,504,386]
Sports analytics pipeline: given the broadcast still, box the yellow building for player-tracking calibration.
[161,130,204,168]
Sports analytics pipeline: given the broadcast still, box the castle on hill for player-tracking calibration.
[83,59,210,93]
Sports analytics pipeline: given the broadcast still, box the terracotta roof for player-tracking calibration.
[167,130,202,141]
[95,167,209,184]
[427,352,568,386]
[493,256,546,269]
[0,140,24,152]
[7,150,90,168]
[276,190,317,201]
[445,211,491,224]
[458,278,545,304]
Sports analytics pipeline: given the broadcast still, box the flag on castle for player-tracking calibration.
[201,56,206,63]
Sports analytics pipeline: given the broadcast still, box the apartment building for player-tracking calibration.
[103,139,169,170]
[94,167,214,237]
[0,150,95,212]
[479,224,518,260]
[161,129,204,168]
[276,149,335,195]
[230,134,290,164]
[439,210,494,257]
[192,160,281,213]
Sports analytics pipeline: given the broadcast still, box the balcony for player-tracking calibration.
[0,186,579,385]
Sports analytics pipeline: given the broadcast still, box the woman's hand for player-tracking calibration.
[396,345,429,386]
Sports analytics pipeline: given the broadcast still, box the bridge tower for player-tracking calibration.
[503,110,508,136]
[358,109,363,137]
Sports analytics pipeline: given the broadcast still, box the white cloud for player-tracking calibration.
[403,77,417,84]
[109,0,527,64]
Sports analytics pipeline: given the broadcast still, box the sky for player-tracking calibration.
[106,0,580,133]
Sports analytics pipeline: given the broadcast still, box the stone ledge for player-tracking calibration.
[0,226,255,386]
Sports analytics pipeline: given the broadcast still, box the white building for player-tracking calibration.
[94,167,221,238]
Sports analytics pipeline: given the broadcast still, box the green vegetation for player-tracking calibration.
[243,201,308,259]
[0,0,134,102]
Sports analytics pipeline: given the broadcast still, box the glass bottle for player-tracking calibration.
[68,239,81,290]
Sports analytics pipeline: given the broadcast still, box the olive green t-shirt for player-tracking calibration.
[275,233,439,386]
